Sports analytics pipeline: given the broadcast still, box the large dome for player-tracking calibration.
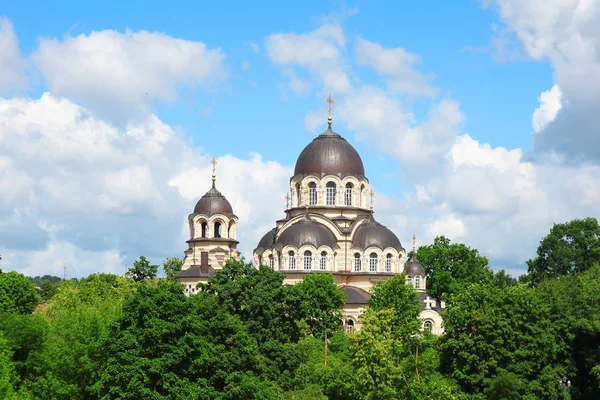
[274,218,338,250]
[352,217,403,251]
[255,227,277,252]
[193,183,235,216]
[294,127,365,178]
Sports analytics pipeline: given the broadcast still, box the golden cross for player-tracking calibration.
[327,94,333,117]
[211,157,217,181]
[369,188,374,211]
[412,234,416,252]
[285,192,290,209]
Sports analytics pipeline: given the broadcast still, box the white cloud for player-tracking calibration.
[0,17,26,95]
[425,214,466,240]
[248,41,260,53]
[532,85,563,133]
[32,29,227,120]
[354,38,437,97]
[0,93,291,276]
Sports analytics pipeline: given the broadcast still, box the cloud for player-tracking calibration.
[354,38,437,97]
[265,24,352,94]
[248,41,260,53]
[0,93,290,276]
[532,85,563,133]
[0,17,26,95]
[32,29,227,121]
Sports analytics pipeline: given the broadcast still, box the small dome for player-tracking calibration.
[352,217,403,251]
[255,227,277,252]
[405,254,425,277]
[193,183,234,217]
[275,218,338,250]
[343,286,370,305]
[294,127,365,178]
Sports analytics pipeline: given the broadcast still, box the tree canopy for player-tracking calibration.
[0,271,39,315]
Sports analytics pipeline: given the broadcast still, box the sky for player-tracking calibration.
[1,0,599,278]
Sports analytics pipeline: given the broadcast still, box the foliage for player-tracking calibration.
[127,255,158,282]
[416,236,493,299]
[162,257,183,280]
[0,271,40,315]
[440,283,566,399]
[527,217,600,284]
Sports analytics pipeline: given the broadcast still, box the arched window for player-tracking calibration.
[268,255,274,269]
[369,253,378,272]
[407,276,413,286]
[309,182,317,205]
[415,276,421,289]
[345,319,355,333]
[214,222,222,238]
[319,251,327,270]
[288,251,296,270]
[326,182,336,206]
[354,253,362,272]
[423,320,433,331]
[385,254,392,272]
[303,250,312,270]
[201,222,207,238]
[345,183,353,206]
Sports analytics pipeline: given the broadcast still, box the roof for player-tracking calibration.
[405,254,425,276]
[294,127,365,178]
[352,217,403,251]
[176,265,215,278]
[255,227,277,253]
[274,217,339,250]
[193,182,235,217]
[343,286,371,304]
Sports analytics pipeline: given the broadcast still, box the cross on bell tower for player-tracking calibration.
[327,94,333,127]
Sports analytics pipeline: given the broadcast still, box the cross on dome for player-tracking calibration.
[327,94,333,127]
[424,296,435,310]
[211,157,217,184]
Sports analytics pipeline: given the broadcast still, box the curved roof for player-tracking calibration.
[255,227,277,252]
[275,217,338,250]
[193,183,235,217]
[294,127,365,178]
[352,217,403,251]
[343,286,370,305]
[405,254,425,277]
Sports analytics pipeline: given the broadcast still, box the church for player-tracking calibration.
[176,99,445,334]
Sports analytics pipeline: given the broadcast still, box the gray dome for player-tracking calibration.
[405,254,425,277]
[193,183,234,216]
[255,227,277,252]
[294,127,365,178]
[352,217,402,251]
[344,286,370,305]
[275,218,338,250]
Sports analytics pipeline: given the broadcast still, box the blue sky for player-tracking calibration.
[1,1,598,278]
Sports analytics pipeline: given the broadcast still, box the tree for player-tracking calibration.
[162,257,183,280]
[416,236,493,299]
[127,256,158,282]
[0,271,39,314]
[440,283,566,399]
[0,331,17,399]
[292,273,346,336]
[527,217,600,284]
[493,270,518,288]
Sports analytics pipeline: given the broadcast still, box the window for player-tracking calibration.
[385,254,392,272]
[326,182,336,205]
[319,251,327,270]
[345,319,355,333]
[423,320,433,331]
[288,251,296,270]
[415,276,421,289]
[407,276,413,286]
[214,222,222,238]
[354,253,362,272]
[369,253,378,272]
[201,222,207,238]
[303,250,312,270]
[344,183,353,206]
[309,182,317,205]
[268,255,274,268]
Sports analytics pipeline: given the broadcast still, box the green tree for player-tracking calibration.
[127,256,158,282]
[0,331,18,400]
[493,269,518,288]
[485,370,523,400]
[292,273,346,336]
[416,236,493,299]
[369,274,421,340]
[0,271,39,315]
[527,217,600,284]
[440,283,565,399]
[162,257,183,280]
